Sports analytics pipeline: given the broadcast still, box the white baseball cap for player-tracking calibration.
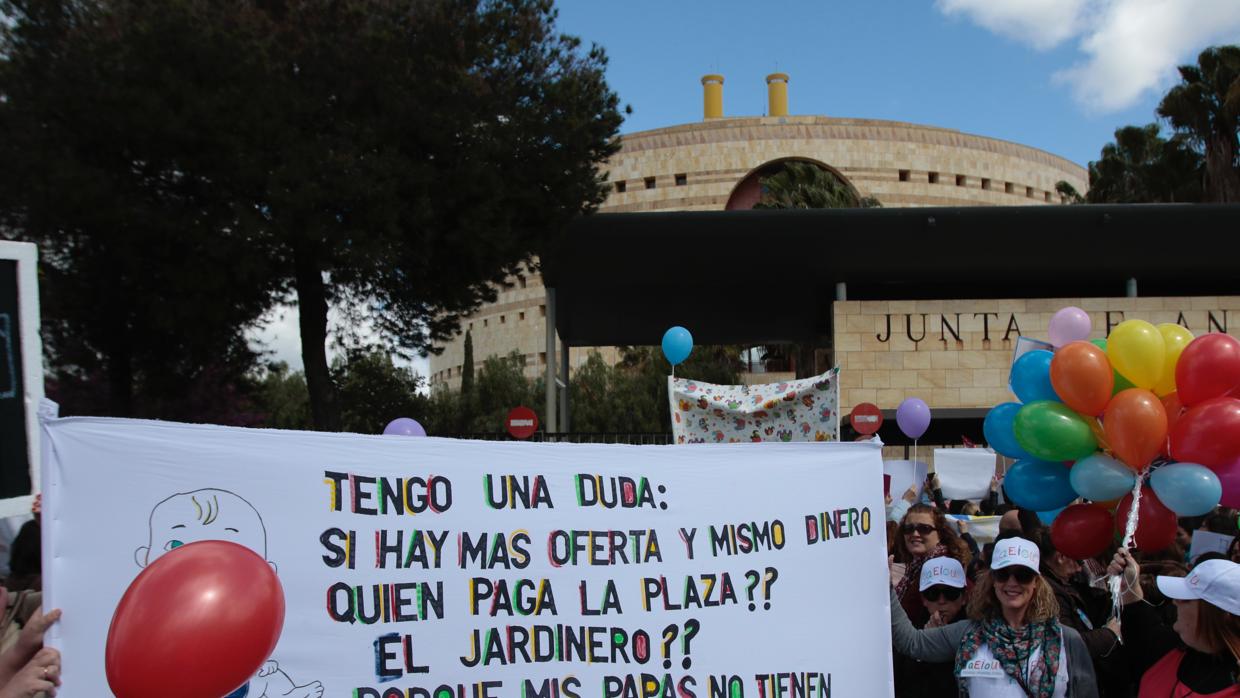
[920,556,967,592]
[1157,559,1240,616]
[991,537,1040,574]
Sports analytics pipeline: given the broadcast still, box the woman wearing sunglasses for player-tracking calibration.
[893,504,973,627]
[1107,549,1240,696]
[891,537,1099,697]
[895,556,971,696]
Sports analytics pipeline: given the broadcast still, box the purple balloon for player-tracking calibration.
[383,417,426,437]
[1217,458,1240,509]
[1048,306,1092,348]
[896,398,931,440]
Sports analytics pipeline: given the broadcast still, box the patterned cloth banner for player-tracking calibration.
[668,369,840,444]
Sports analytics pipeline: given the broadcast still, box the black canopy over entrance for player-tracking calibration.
[547,204,1240,347]
[538,204,1240,438]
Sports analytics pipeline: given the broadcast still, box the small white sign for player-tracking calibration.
[934,449,996,501]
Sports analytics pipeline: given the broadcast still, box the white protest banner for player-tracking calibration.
[43,417,892,698]
[932,449,996,501]
[883,460,928,501]
[1190,530,1235,563]
[948,515,1001,545]
[668,369,839,444]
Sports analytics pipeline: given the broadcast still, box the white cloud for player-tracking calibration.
[1055,0,1240,113]
[936,0,1090,50]
[937,0,1240,112]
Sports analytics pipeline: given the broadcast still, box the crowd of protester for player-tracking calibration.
[0,496,59,697]
[885,473,1240,697]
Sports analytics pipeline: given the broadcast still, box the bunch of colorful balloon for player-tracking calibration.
[984,306,1240,560]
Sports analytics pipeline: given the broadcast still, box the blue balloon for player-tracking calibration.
[984,402,1034,460]
[662,326,694,366]
[1010,350,1059,404]
[1151,462,1222,516]
[1070,452,1136,502]
[1037,507,1065,525]
[1005,459,1077,512]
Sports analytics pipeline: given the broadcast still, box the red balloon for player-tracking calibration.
[107,541,285,698]
[1176,334,1240,406]
[1051,504,1114,559]
[1114,486,1178,551]
[1169,397,1240,470]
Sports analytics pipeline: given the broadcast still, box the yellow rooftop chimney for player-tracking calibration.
[766,73,789,117]
[701,74,724,119]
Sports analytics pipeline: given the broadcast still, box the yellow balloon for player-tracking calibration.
[1107,319,1165,389]
[1154,322,1194,395]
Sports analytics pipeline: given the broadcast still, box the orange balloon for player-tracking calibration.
[1160,391,1185,457]
[1051,341,1115,416]
[1103,388,1168,471]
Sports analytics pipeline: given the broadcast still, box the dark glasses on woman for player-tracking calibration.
[921,585,962,602]
[901,523,936,536]
[992,566,1037,584]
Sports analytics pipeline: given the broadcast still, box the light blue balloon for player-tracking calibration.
[1070,452,1137,502]
[661,326,694,366]
[1010,350,1059,404]
[1151,462,1222,516]
[1037,507,1065,525]
[1005,459,1077,512]
[984,402,1034,460]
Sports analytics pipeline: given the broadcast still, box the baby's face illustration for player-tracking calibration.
[138,490,267,567]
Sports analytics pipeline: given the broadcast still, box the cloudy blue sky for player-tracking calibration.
[254,0,1240,373]
[558,0,1240,166]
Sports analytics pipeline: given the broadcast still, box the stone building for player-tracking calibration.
[428,74,1088,393]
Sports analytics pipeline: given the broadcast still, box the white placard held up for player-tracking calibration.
[43,417,893,697]
[933,449,996,501]
[884,459,929,501]
[1190,530,1235,563]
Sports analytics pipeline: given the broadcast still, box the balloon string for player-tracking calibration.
[1110,475,1143,621]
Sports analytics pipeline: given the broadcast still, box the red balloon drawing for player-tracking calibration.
[106,541,285,698]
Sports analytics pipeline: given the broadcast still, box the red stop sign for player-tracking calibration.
[849,402,884,435]
[506,406,539,440]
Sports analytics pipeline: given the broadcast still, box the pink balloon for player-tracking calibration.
[1049,307,1092,348]
[1216,458,1240,509]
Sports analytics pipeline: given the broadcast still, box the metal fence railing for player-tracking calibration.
[442,432,675,445]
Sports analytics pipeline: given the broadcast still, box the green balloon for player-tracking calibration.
[1090,338,1137,395]
[1013,400,1098,462]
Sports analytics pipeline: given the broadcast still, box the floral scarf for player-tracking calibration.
[954,616,1062,698]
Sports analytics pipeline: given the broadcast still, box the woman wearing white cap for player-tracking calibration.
[891,536,1099,697]
[1108,549,1240,696]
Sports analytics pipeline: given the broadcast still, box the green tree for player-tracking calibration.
[1,0,624,431]
[1085,124,1203,203]
[1055,181,1085,204]
[753,161,877,209]
[251,363,312,430]
[467,352,541,432]
[332,350,429,435]
[1158,46,1240,202]
[0,0,282,417]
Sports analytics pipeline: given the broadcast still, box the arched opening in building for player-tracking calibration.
[724,157,865,211]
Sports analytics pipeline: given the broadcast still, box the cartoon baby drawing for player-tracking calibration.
[136,489,324,698]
